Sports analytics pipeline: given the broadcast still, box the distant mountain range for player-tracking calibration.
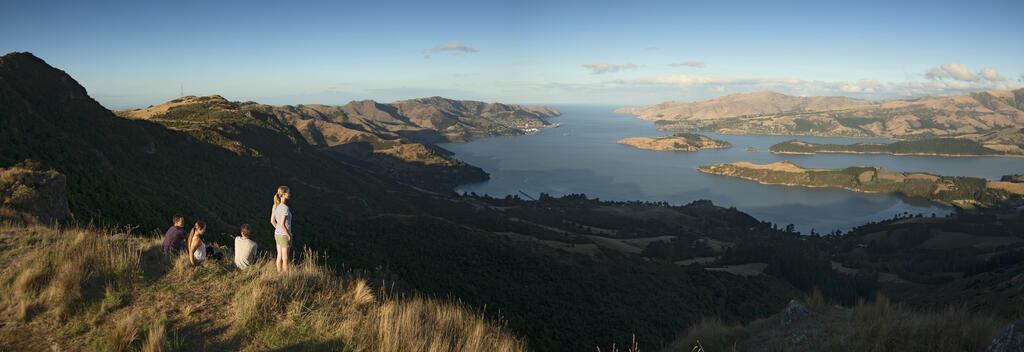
[617,90,1024,152]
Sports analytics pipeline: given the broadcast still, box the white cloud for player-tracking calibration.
[625,74,803,86]
[668,61,705,68]
[429,40,479,55]
[839,79,882,93]
[980,68,1005,81]
[583,62,639,74]
[941,63,978,81]
[925,67,946,80]
[644,46,659,51]
[607,72,1021,100]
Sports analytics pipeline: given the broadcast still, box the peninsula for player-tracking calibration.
[769,138,1023,157]
[617,133,732,151]
[697,161,1023,208]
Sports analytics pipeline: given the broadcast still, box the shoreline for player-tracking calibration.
[770,150,1024,158]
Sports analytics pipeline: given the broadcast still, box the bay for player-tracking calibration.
[440,105,1024,234]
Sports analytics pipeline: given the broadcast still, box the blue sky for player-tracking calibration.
[2,0,1022,109]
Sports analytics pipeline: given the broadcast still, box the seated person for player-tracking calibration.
[161,214,187,254]
[234,224,258,270]
[188,221,207,265]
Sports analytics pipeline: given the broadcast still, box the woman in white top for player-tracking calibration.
[271,186,293,272]
[187,221,208,266]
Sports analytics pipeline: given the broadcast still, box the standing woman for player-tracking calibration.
[187,221,208,266]
[271,186,293,272]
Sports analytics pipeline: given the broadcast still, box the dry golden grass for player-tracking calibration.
[849,294,1002,352]
[661,291,1004,352]
[104,310,139,352]
[142,318,167,352]
[1,224,141,323]
[0,222,527,351]
[232,249,527,351]
[667,318,747,352]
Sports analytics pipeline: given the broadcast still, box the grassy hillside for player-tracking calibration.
[0,220,525,351]
[627,90,1024,150]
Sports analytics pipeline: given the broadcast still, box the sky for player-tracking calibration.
[2,0,1022,109]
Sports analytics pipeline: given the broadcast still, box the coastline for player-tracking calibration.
[770,150,1024,158]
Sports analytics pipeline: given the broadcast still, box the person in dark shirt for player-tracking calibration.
[161,214,188,254]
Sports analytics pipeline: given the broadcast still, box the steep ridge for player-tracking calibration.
[617,90,1024,148]
[117,95,560,192]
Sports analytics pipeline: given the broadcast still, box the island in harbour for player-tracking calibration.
[697,161,1024,208]
[617,133,732,152]
[769,138,1023,157]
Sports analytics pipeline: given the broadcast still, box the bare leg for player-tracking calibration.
[281,246,289,272]
[276,245,283,272]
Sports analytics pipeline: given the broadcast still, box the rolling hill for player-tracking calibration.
[617,90,1024,151]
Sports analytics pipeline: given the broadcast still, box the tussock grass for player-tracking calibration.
[233,249,528,351]
[0,222,527,351]
[1,224,141,321]
[103,310,139,352]
[849,294,1002,352]
[142,318,167,352]
[669,318,747,352]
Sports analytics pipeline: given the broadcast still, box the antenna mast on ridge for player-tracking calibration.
[180,84,183,98]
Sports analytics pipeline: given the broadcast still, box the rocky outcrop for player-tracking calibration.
[781,299,812,327]
[0,166,71,223]
[987,319,1024,352]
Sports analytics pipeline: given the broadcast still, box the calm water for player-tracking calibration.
[440,106,1024,233]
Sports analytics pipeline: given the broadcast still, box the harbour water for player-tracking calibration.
[441,105,1024,233]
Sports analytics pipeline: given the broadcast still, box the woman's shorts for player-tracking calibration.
[275,234,291,248]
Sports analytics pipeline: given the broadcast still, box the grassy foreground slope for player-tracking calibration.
[0,220,525,351]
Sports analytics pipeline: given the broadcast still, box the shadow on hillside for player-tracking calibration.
[141,244,173,281]
[322,142,488,193]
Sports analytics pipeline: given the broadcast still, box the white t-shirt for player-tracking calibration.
[273,203,291,236]
[191,235,206,262]
[234,236,258,269]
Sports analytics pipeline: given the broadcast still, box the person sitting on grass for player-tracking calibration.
[188,221,210,265]
[187,221,223,266]
[161,214,188,254]
[234,223,258,270]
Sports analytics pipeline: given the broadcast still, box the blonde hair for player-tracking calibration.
[187,220,207,249]
[274,186,290,207]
